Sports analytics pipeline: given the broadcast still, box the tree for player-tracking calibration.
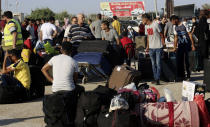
[202,3,210,10]
[27,8,55,20]
[55,11,70,22]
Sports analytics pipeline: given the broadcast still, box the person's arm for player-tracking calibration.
[40,30,43,42]
[73,72,78,85]
[164,24,168,37]
[0,51,15,74]
[174,35,178,52]
[41,63,53,83]
[113,29,120,45]
[52,30,57,39]
[160,32,165,47]
[12,31,17,49]
[188,32,196,51]
[146,36,149,52]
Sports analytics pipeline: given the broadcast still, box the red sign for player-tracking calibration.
[103,1,145,17]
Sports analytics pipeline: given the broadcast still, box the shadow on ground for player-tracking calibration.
[0,116,44,126]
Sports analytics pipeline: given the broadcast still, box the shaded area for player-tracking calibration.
[0,116,44,126]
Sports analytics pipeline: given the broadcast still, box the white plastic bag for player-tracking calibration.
[164,88,176,102]
[122,82,137,91]
[109,94,129,112]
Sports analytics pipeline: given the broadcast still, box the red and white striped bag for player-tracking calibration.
[136,102,200,127]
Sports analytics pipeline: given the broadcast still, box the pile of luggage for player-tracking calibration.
[43,64,210,127]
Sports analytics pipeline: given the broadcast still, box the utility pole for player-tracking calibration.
[154,0,158,17]
[0,0,1,17]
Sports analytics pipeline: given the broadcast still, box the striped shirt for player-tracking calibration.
[68,23,93,42]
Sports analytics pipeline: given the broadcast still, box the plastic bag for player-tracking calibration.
[109,94,129,112]
[122,83,137,91]
[164,88,176,102]
[194,95,210,127]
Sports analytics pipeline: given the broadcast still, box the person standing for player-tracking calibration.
[164,17,174,42]
[91,14,102,40]
[142,14,165,85]
[112,16,121,36]
[63,17,78,42]
[40,17,57,46]
[68,14,93,43]
[159,17,167,34]
[2,11,23,51]
[171,15,196,80]
[26,19,37,47]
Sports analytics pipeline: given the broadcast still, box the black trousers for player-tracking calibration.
[176,47,190,78]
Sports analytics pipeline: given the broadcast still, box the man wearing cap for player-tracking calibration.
[2,11,23,51]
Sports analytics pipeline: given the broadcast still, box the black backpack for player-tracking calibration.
[97,109,139,127]
[75,92,102,127]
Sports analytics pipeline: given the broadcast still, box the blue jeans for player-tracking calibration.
[149,49,162,80]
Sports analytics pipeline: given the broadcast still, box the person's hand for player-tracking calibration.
[173,47,177,52]
[145,48,149,52]
[192,45,196,51]
[12,45,16,49]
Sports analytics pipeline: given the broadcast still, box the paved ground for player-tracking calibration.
[0,71,209,127]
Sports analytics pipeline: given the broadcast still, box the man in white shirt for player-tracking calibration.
[143,14,165,85]
[41,42,78,92]
[40,16,57,46]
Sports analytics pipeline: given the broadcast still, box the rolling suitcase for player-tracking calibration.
[204,59,210,92]
[108,65,141,91]
[77,40,109,53]
[138,57,153,79]
[161,52,177,82]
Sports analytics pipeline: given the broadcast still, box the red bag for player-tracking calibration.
[136,102,200,127]
[194,95,210,127]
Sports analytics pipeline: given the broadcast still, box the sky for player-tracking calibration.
[2,0,210,15]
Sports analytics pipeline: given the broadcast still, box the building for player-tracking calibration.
[174,4,195,18]
[13,13,24,23]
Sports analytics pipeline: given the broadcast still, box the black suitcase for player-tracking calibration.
[204,59,210,92]
[138,57,153,79]
[189,50,203,72]
[77,40,109,53]
[161,53,177,82]
[29,65,45,99]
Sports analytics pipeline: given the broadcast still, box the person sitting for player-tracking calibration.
[120,31,134,66]
[41,42,78,93]
[0,50,31,90]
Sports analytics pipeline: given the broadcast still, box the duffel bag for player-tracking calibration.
[75,92,102,127]
[137,101,200,127]
[43,91,77,127]
[0,85,27,104]
[97,109,139,127]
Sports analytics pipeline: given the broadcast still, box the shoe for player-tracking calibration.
[156,80,160,85]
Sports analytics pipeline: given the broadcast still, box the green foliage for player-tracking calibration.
[55,11,70,22]
[28,8,55,20]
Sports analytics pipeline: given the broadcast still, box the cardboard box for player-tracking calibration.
[182,81,206,101]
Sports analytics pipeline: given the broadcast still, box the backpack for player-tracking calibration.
[75,92,102,127]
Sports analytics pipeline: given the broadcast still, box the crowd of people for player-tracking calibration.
[0,10,209,94]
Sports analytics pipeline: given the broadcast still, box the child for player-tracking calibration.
[120,31,134,66]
